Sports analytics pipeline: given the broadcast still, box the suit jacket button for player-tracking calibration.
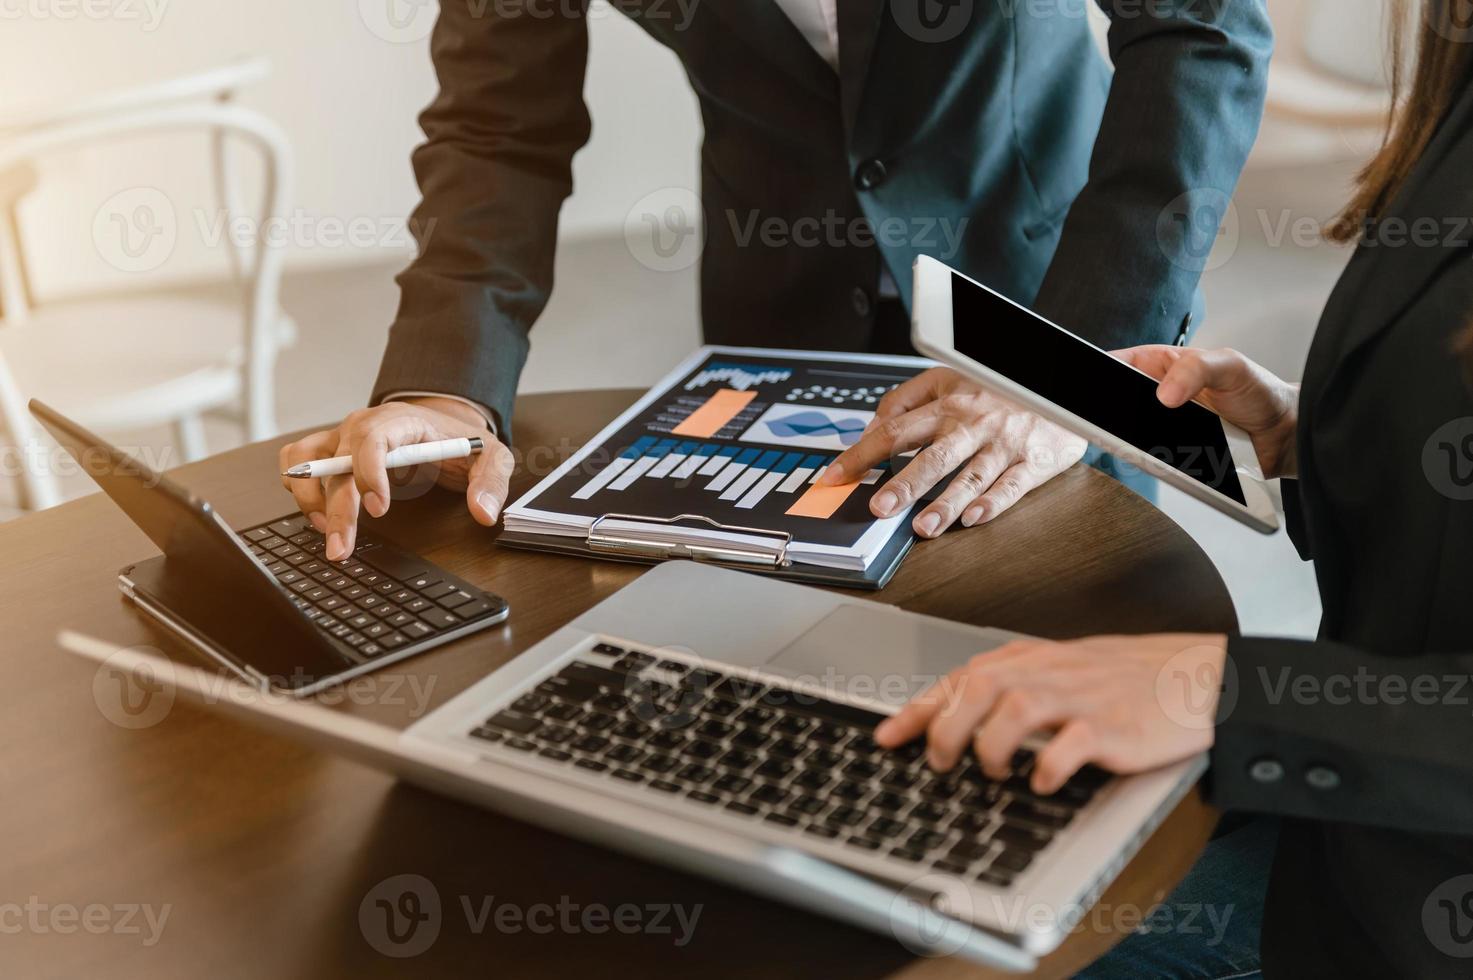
[1248,757,1283,784]
[1176,311,1194,347]
[851,287,873,317]
[1305,765,1340,791]
[855,159,889,191]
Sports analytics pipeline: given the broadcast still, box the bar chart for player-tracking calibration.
[570,436,883,518]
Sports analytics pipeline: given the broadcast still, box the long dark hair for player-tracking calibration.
[1329,1,1473,241]
[1330,1,1473,375]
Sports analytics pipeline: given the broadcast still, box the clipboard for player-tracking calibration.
[496,511,917,590]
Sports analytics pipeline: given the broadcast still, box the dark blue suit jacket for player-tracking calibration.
[373,0,1273,432]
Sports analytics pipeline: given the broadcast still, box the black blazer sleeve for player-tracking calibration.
[369,0,593,434]
[1207,635,1473,836]
[1030,0,1273,348]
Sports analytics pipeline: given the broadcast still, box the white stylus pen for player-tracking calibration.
[281,437,484,479]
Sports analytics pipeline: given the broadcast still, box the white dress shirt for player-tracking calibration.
[386,0,844,428]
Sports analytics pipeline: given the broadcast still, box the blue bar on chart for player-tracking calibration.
[649,440,702,478]
[671,443,721,480]
[720,450,784,501]
[778,454,828,493]
[706,448,763,492]
[697,445,742,478]
[736,452,806,509]
[571,435,657,500]
[608,439,677,491]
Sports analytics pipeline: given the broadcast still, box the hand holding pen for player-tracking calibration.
[277,398,516,561]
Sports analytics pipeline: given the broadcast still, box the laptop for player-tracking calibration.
[30,399,510,696]
[61,559,1204,969]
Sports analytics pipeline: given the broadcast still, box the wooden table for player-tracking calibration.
[0,389,1234,978]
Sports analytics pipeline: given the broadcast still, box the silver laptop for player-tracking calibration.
[62,561,1203,969]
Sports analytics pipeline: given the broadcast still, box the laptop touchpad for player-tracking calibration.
[762,604,1019,707]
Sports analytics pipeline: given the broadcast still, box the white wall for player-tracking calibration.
[0,0,702,297]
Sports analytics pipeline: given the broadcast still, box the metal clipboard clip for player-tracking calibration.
[586,513,793,569]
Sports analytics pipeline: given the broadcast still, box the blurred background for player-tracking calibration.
[0,0,1401,636]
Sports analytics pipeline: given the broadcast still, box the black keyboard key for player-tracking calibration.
[910,801,949,825]
[920,777,962,801]
[582,713,617,732]
[890,848,926,863]
[976,869,1017,888]
[870,791,907,813]
[748,784,788,806]
[951,841,995,867]
[1003,800,1073,831]
[826,806,865,827]
[606,743,643,764]
[610,718,649,740]
[406,573,440,591]
[244,527,272,542]
[613,651,657,673]
[591,693,627,713]
[764,812,799,827]
[512,694,549,714]
[793,770,831,791]
[682,739,722,761]
[687,791,720,805]
[807,748,844,769]
[805,824,840,839]
[809,723,848,745]
[590,642,624,657]
[846,734,881,756]
[846,837,882,852]
[538,748,572,763]
[437,590,476,610]
[696,719,734,740]
[378,633,408,650]
[880,767,921,790]
[711,773,753,795]
[404,598,432,614]
[456,599,501,620]
[717,749,758,772]
[790,795,826,816]
[642,754,681,775]
[504,737,537,753]
[867,817,907,839]
[736,706,774,727]
[731,729,770,751]
[832,780,867,801]
[656,659,689,674]
[403,621,434,640]
[773,715,811,736]
[418,607,460,630]
[715,677,765,701]
[992,850,1034,874]
[769,739,805,760]
[754,758,794,781]
[649,779,681,794]
[571,734,609,753]
[725,801,759,816]
[485,711,539,735]
[676,764,715,784]
[648,731,687,752]
[992,824,1053,852]
[574,758,608,773]
[469,726,503,743]
[705,697,742,718]
[540,726,575,745]
[908,829,948,852]
[611,768,645,784]
[843,759,880,780]
[685,668,723,692]
[561,661,627,692]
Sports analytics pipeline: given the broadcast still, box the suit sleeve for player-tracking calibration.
[1207,636,1473,836]
[1030,0,1274,348]
[369,0,594,437]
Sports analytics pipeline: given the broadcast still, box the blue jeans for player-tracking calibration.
[1073,816,1277,980]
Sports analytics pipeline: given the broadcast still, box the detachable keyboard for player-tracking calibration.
[239,514,508,660]
[465,640,1112,886]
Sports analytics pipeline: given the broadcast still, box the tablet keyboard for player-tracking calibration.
[240,514,506,659]
[468,642,1112,886]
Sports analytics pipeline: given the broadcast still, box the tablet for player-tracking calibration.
[910,255,1279,534]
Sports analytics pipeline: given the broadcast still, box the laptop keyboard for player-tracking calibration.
[239,515,504,658]
[467,643,1111,886]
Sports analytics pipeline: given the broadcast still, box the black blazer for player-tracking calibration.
[1207,83,1473,975]
[370,0,1272,432]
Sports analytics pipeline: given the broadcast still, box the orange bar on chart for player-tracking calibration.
[672,389,757,438]
[785,479,862,520]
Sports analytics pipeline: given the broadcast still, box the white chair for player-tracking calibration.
[0,58,295,510]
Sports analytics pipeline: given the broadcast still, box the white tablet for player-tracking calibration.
[911,255,1279,534]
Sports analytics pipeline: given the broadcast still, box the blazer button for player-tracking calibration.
[1305,765,1341,791]
[851,287,873,318]
[1248,757,1284,784]
[854,159,889,192]
[1176,311,1194,347]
